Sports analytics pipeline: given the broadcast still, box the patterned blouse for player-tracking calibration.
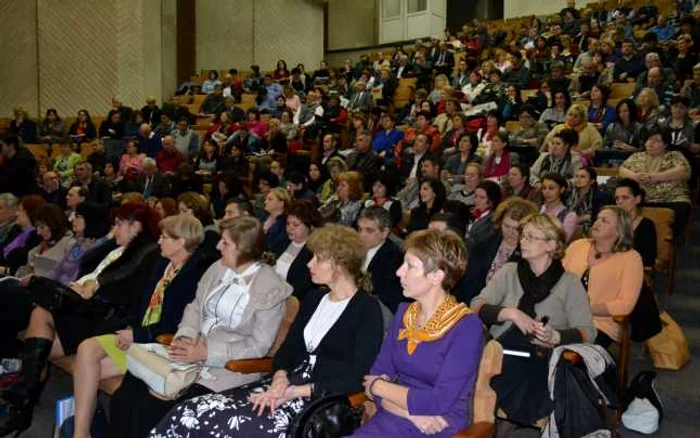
[621,151,691,204]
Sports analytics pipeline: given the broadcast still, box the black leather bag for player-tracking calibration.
[27,276,96,316]
[287,394,362,438]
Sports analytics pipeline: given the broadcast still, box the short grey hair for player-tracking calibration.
[0,193,19,211]
[645,52,660,62]
[359,206,392,230]
[143,157,157,168]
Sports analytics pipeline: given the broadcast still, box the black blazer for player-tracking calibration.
[466,212,496,251]
[634,217,657,268]
[272,288,383,395]
[265,215,290,257]
[132,248,215,343]
[132,173,172,198]
[86,178,112,209]
[286,244,316,302]
[367,240,404,313]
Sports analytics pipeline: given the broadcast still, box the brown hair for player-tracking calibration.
[492,196,538,228]
[178,191,213,226]
[403,229,468,291]
[33,203,69,241]
[156,197,178,217]
[306,224,371,292]
[20,195,47,226]
[219,216,266,266]
[288,199,322,229]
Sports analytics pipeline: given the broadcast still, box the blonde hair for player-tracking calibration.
[465,162,484,178]
[434,74,449,89]
[403,229,468,291]
[160,214,205,252]
[567,104,587,121]
[268,187,292,213]
[597,206,634,253]
[306,224,370,292]
[520,213,567,259]
[635,88,660,109]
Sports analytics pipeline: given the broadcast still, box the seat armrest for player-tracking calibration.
[452,421,494,438]
[225,357,273,374]
[156,334,174,346]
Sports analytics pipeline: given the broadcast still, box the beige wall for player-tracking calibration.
[1,0,176,119]
[504,0,596,19]
[327,0,377,51]
[196,0,324,72]
[0,0,39,117]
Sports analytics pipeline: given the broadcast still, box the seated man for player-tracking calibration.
[156,135,186,175]
[40,171,67,209]
[346,130,382,192]
[397,153,446,210]
[347,80,375,113]
[613,39,645,83]
[357,207,404,313]
[73,161,111,208]
[199,84,227,116]
[136,123,162,158]
[134,158,171,198]
[172,117,200,159]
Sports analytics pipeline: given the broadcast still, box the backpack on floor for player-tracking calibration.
[621,371,663,434]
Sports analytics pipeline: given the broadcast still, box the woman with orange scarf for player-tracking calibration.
[350,229,483,437]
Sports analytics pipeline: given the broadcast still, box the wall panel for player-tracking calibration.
[327,0,376,50]
[0,0,39,117]
[196,0,253,70]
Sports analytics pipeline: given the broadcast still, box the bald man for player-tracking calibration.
[156,135,185,174]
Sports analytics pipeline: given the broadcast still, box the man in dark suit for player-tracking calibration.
[358,207,404,313]
[73,161,111,209]
[346,130,382,192]
[346,80,374,113]
[320,133,343,166]
[431,41,454,77]
[39,171,67,209]
[133,158,171,198]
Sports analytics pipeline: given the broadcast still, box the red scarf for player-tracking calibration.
[484,151,511,178]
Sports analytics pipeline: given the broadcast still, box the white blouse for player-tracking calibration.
[274,241,305,280]
[303,293,351,352]
[200,262,260,335]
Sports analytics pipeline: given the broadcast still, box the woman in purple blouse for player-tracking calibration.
[351,229,484,437]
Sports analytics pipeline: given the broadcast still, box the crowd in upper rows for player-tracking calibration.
[0,1,696,437]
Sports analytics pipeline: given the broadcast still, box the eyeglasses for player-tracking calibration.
[520,233,550,243]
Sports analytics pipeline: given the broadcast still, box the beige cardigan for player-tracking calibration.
[176,260,292,391]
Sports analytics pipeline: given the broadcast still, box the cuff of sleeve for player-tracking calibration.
[478,304,504,325]
[175,327,199,341]
[205,338,228,367]
[559,328,584,345]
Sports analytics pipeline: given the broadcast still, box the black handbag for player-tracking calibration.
[27,276,96,316]
[287,394,363,438]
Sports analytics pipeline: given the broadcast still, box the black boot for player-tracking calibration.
[0,337,52,437]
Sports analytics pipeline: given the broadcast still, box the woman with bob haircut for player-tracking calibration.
[0,202,162,436]
[471,213,595,427]
[319,170,364,227]
[263,187,293,257]
[349,229,483,438]
[563,206,644,347]
[112,216,292,438]
[72,214,213,438]
[149,224,383,438]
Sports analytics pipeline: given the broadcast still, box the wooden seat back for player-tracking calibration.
[267,295,300,357]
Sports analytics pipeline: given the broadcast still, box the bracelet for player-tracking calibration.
[368,377,386,400]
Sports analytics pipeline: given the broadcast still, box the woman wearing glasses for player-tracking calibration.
[471,213,595,427]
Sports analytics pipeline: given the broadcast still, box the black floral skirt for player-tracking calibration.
[149,360,314,438]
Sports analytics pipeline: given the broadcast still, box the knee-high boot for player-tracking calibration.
[0,337,53,437]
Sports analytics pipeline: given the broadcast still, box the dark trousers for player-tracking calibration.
[0,280,33,357]
[109,371,211,438]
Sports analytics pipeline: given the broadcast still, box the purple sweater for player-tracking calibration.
[352,302,483,438]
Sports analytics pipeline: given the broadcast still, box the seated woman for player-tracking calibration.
[0,202,161,436]
[457,197,538,304]
[619,125,692,239]
[149,224,384,438]
[0,195,46,276]
[119,139,146,181]
[542,104,603,159]
[471,213,596,427]
[568,167,612,235]
[110,216,292,438]
[530,128,583,187]
[510,106,549,165]
[177,191,220,255]
[614,178,657,268]
[448,163,483,207]
[349,229,483,438]
[600,99,642,165]
[504,163,538,202]
[52,140,82,187]
[69,109,98,145]
[363,171,402,229]
[587,84,616,133]
[38,108,67,144]
[466,180,502,249]
[443,134,482,184]
[263,187,292,257]
[71,214,212,438]
[275,199,321,301]
[319,171,364,228]
[563,206,644,347]
[539,90,571,130]
[407,178,447,233]
[14,203,72,278]
[539,173,578,242]
[483,129,519,184]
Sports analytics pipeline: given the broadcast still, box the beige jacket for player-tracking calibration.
[176,260,292,391]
